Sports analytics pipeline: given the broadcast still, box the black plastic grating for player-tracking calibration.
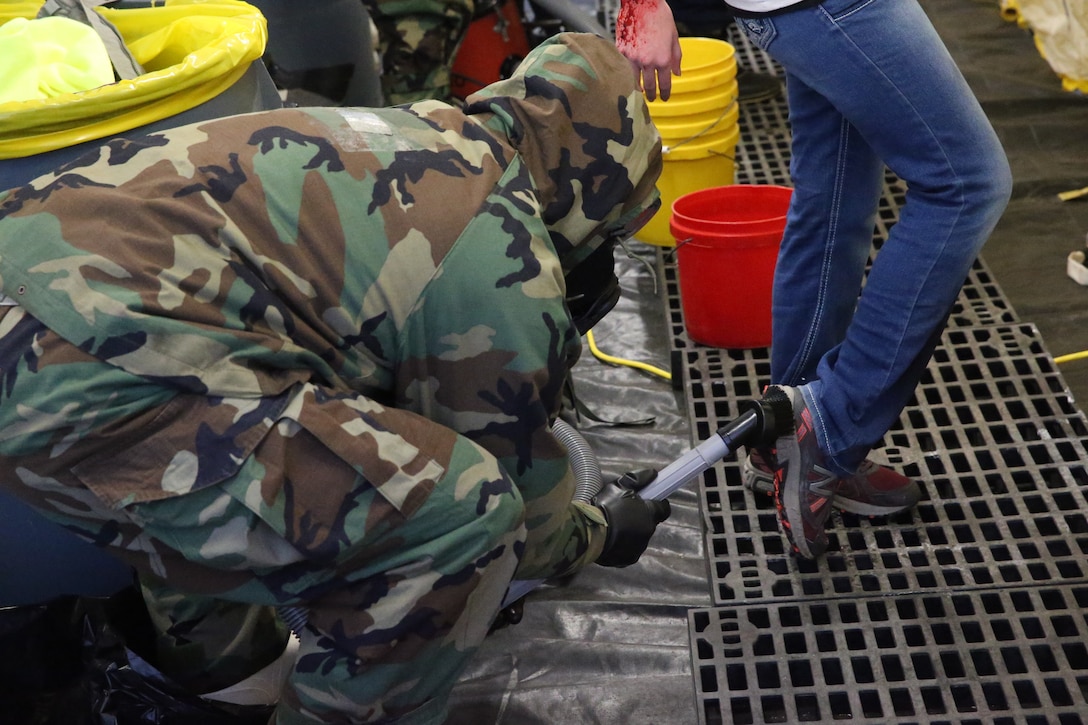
[688,323,1088,605]
[951,256,1020,327]
[890,323,1085,459]
[682,323,1086,453]
[736,98,792,187]
[690,584,1088,724]
[700,439,1088,604]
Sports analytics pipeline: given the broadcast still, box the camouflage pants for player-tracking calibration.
[361,0,476,103]
[0,306,526,724]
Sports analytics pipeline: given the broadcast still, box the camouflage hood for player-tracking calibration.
[463,32,662,271]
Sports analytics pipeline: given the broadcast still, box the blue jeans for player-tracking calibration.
[736,0,1012,474]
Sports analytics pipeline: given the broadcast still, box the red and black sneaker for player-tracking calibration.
[767,385,841,559]
[743,448,921,516]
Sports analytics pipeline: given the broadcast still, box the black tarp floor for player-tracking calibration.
[449,2,1088,723]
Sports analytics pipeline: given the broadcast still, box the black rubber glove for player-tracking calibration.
[594,469,672,567]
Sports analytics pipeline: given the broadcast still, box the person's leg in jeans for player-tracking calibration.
[769,73,884,390]
[738,74,894,516]
[737,0,1012,555]
[740,29,910,517]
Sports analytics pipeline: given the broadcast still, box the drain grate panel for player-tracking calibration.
[699,441,1088,605]
[685,323,1088,605]
[690,584,1088,724]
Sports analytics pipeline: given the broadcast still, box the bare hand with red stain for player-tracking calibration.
[615,0,683,101]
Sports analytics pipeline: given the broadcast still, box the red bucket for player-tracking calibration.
[670,185,792,348]
[671,184,792,234]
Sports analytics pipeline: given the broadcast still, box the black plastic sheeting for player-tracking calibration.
[0,590,273,725]
[448,245,705,724]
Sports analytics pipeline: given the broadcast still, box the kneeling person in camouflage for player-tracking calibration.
[0,33,665,725]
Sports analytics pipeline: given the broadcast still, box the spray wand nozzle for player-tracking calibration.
[636,386,792,500]
[501,388,793,606]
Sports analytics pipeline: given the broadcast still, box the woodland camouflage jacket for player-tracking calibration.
[0,33,662,580]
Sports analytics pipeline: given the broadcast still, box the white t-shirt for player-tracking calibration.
[725,0,808,16]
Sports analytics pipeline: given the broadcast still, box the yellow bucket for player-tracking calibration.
[635,35,739,246]
[670,59,737,94]
[647,81,738,117]
[654,100,739,145]
[637,126,740,247]
[668,37,736,95]
[639,37,740,247]
[671,37,735,75]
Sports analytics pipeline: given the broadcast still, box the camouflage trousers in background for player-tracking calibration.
[361,0,476,104]
[0,306,526,724]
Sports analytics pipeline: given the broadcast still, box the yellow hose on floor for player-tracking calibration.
[586,329,672,381]
[1054,350,1088,365]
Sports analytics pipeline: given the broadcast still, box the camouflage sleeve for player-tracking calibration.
[0,303,498,546]
[394,161,607,581]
